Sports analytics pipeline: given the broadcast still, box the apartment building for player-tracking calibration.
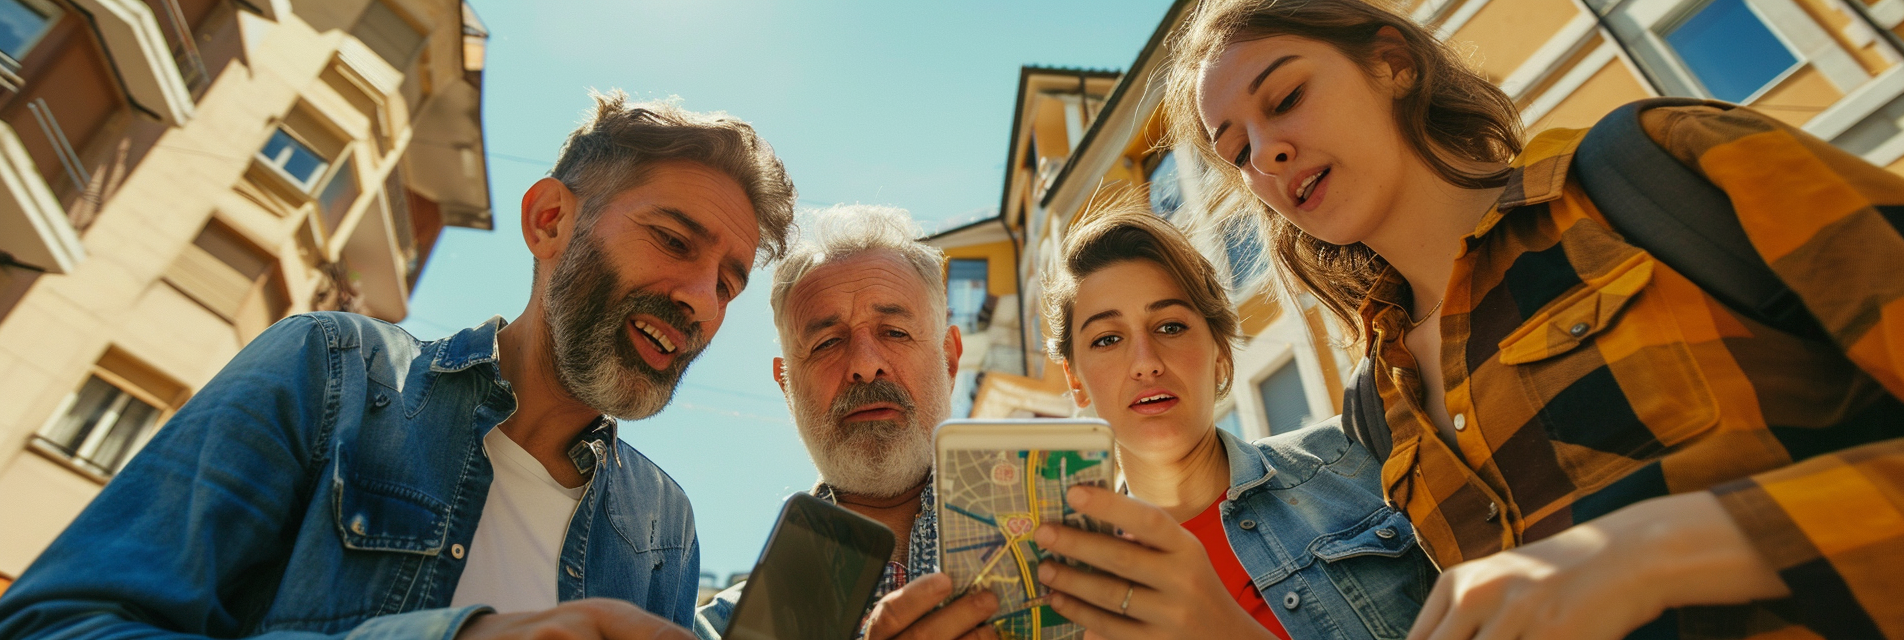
[932,0,1903,441]
[0,0,492,590]
[925,0,1354,439]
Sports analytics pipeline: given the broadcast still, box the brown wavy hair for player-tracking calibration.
[1160,0,1522,342]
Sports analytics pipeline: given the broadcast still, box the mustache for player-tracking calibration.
[828,378,916,423]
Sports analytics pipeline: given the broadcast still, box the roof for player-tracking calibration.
[1039,0,1198,208]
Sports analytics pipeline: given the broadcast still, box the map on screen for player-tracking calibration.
[937,449,1114,640]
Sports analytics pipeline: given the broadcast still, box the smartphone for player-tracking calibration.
[933,419,1118,640]
[724,492,897,640]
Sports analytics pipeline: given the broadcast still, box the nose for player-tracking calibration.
[669,269,721,325]
[1249,129,1295,175]
[1128,333,1164,381]
[846,329,890,383]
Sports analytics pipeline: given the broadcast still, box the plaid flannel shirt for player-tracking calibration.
[1362,102,1904,638]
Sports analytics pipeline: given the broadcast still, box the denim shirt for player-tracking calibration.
[0,312,701,640]
[1218,418,1436,640]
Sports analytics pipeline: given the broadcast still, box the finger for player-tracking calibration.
[1470,601,1528,640]
[583,599,695,640]
[1063,485,1197,553]
[1039,562,1147,618]
[894,590,998,640]
[1421,584,1483,640]
[1033,523,1166,588]
[954,623,1001,640]
[1047,591,1146,640]
[865,573,956,640]
[1406,573,1454,640]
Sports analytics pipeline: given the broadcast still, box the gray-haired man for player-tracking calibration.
[695,205,999,640]
[0,91,794,640]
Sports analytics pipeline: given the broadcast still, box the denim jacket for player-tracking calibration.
[1220,418,1436,640]
[0,313,701,640]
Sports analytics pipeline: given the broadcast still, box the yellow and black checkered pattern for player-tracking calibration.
[1360,103,1904,638]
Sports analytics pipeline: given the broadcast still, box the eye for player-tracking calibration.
[811,337,840,353]
[654,227,689,253]
[1231,143,1251,169]
[885,329,911,340]
[1275,84,1304,114]
[1089,334,1122,349]
[1157,321,1188,335]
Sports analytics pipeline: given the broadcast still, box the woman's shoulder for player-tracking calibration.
[1241,417,1379,491]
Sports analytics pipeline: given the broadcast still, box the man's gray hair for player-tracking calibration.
[770,205,948,346]
[551,89,797,264]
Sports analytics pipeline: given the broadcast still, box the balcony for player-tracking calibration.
[67,0,195,124]
[0,119,82,274]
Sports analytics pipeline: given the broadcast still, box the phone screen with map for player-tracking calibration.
[933,419,1117,640]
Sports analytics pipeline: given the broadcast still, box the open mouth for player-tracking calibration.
[1134,392,1177,405]
[631,319,678,354]
[1295,167,1330,206]
[1128,391,1180,415]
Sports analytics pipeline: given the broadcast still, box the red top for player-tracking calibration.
[1181,498,1293,640]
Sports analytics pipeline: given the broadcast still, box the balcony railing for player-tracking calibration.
[145,0,207,92]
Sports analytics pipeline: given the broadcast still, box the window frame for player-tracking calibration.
[255,126,334,192]
[1655,0,1804,104]
[0,0,62,68]
[32,365,178,482]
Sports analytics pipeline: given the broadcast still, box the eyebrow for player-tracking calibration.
[873,303,913,318]
[653,206,751,290]
[801,314,841,339]
[1208,54,1301,145]
[1077,298,1195,333]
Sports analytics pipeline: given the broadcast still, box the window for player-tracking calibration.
[947,259,989,333]
[318,157,360,232]
[257,128,330,191]
[164,219,290,334]
[1146,151,1183,218]
[352,1,424,69]
[0,0,56,62]
[36,361,180,479]
[1257,362,1311,435]
[1663,0,1798,102]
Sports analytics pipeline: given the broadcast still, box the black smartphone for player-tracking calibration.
[724,492,897,640]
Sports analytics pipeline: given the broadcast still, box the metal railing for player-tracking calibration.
[150,0,208,91]
[26,98,91,194]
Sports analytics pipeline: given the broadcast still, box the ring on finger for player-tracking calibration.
[1119,583,1135,616]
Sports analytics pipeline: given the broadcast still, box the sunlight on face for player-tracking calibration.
[1065,259,1221,459]
[1196,35,1415,246]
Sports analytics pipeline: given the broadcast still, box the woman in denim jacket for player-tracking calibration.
[1030,199,1435,640]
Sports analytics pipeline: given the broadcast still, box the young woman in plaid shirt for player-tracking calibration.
[1161,0,1904,638]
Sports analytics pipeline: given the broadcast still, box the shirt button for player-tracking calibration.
[1452,413,1468,432]
[565,565,582,579]
[1569,322,1590,337]
[1375,527,1397,539]
[349,515,367,535]
[1486,502,1500,522]
[1239,519,1256,530]
[373,393,389,408]
[1282,591,1301,610]
[450,543,465,559]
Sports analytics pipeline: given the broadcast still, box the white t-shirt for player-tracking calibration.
[450,427,587,613]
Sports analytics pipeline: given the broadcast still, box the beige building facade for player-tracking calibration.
[0,0,492,589]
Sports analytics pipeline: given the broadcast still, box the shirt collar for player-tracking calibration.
[1354,126,1592,337]
[1217,428,1279,500]
[431,315,507,372]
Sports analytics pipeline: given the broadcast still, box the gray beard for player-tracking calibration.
[542,228,702,421]
[788,369,950,498]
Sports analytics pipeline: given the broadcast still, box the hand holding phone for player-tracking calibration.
[725,493,896,640]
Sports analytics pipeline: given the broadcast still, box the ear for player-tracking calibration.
[522,177,580,277]
[942,324,964,379]
[1060,361,1091,408]
[1372,26,1417,95]
[772,356,788,392]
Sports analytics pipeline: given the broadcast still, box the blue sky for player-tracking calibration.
[400,0,1174,582]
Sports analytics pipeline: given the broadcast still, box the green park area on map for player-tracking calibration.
[937,449,1113,640]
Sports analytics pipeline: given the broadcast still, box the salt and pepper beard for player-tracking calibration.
[787,358,951,498]
[543,227,705,421]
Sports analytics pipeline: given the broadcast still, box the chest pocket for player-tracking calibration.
[332,441,452,555]
[1495,251,1720,473]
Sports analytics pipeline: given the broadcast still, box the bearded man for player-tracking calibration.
[0,91,794,640]
[693,205,999,640]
